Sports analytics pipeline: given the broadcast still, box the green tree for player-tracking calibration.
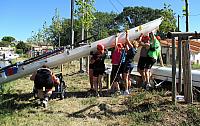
[74,0,96,46]
[0,41,11,47]
[74,0,96,30]
[42,21,52,46]
[115,5,176,38]
[159,3,177,33]
[1,36,15,42]
[50,8,63,47]
[16,41,31,53]
[91,12,118,39]
[116,6,162,30]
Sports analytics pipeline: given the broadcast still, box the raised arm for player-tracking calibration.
[125,30,133,49]
[114,33,119,49]
[149,32,156,47]
[138,33,144,46]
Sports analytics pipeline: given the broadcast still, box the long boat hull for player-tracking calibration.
[0,18,163,84]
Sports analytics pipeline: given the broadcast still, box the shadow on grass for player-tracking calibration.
[61,90,110,98]
[65,71,82,76]
[67,104,98,118]
[0,92,37,113]
[67,103,129,119]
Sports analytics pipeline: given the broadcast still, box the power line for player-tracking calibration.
[179,13,200,17]
[108,0,120,13]
[116,0,124,8]
[190,13,200,16]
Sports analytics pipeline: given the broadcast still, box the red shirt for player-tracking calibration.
[111,49,121,65]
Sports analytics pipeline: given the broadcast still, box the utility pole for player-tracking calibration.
[178,15,180,31]
[80,0,85,73]
[185,0,189,32]
[71,0,74,49]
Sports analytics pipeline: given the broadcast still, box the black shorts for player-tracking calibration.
[145,57,156,69]
[89,63,94,69]
[123,62,134,74]
[93,68,105,77]
[137,57,148,70]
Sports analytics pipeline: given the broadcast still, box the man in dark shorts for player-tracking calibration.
[90,44,107,97]
[137,34,150,87]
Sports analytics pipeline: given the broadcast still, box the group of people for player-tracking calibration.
[89,30,163,96]
[88,30,138,96]
[110,30,138,95]
[137,32,164,90]
[30,30,163,108]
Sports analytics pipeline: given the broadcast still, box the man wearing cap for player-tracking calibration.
[90,44,107,97]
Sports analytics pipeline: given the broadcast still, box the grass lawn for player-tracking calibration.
[1,60,200,126]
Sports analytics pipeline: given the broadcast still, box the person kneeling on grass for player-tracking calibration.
[30,65,60,108]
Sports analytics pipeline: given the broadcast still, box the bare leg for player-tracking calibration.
[45,89,53,100]
[145,69,150,84]
[98,75,103,96]
[128,74,133,88]
[138,68,146,87]
[145,69,152,90]
[123,72,129,95]
[141,70,146,83]
[93,76,98,92]
[89,69,94,90]
[37,89,44,99]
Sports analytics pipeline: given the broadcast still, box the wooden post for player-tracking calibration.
[80,0,85,73]
[178,36,183,93]
[183,41,188,102]
[168,31,199,104]
[185,40,193,103]
[172,37,177,104]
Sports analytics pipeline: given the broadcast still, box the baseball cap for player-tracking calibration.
[97,44,105,53]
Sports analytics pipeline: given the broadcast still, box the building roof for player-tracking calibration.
[160,39,200,53]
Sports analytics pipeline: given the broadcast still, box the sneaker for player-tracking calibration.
[146,83,152,90]
[115,90,121,96]
[37,99,42,105]
[128,88,134,93]
[141,82,145,89]
[123,90,130,96]
[44,97,49,102]
[99,92,103,97]
[95,92,100,97]
[88,88,95,92]
[42,100,48,108]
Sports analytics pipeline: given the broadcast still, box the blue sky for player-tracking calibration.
[0,0,199,41]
